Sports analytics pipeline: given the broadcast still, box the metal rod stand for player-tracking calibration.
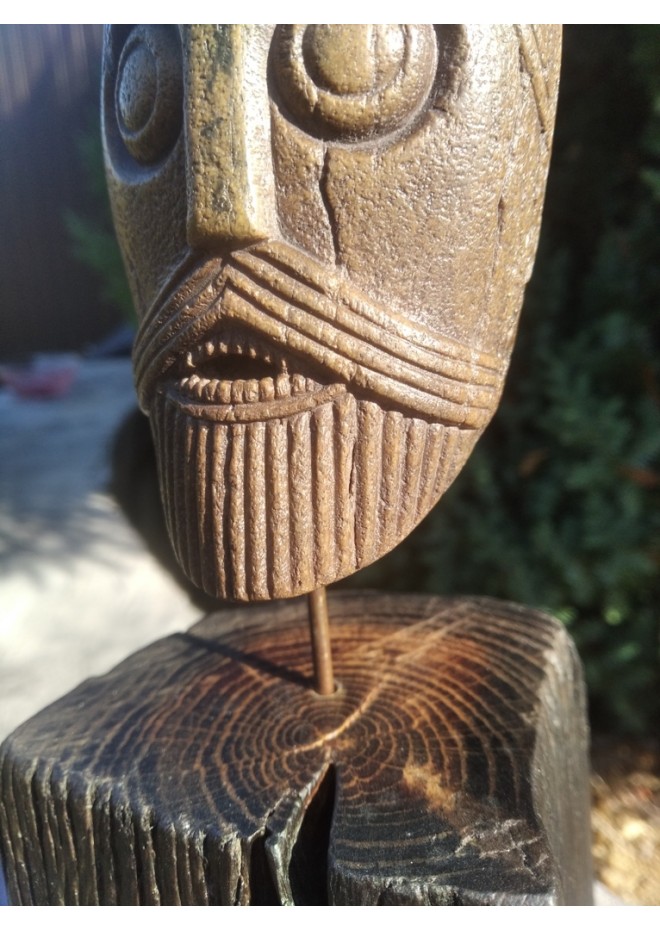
[307,586,334,695]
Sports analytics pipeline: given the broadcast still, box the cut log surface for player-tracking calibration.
[0,593,592,905]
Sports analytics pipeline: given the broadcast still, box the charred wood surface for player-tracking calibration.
[0,593,592,905]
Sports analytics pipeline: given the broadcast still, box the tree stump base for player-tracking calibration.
[0,593,593,905]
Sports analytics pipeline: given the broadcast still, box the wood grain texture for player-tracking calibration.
[0,593,592,905]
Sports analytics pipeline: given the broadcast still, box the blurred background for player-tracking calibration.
[1,25,658,903]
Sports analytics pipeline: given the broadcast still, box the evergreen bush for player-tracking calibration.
[65,115,134,323]
[353,26,660,735]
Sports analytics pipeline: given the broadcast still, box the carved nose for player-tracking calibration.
[184,25,279,250]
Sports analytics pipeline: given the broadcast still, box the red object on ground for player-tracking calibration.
[1,363,77,399]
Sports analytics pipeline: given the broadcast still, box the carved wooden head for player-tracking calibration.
[102,25,560,601]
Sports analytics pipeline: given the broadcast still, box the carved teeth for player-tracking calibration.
[292,374,306,395]
[176,336,325,406]
[275,373,291,398]
[202,380,218,402]
[244,379,259,402]
[259,377,275,401]
[177,371,328,405]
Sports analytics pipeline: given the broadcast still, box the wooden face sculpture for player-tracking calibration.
[102,25,560,601]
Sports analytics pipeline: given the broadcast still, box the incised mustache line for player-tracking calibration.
[134,240,505,428]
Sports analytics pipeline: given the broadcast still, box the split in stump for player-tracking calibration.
[0,592,593,905]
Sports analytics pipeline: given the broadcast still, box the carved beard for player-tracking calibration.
[134,241,505,601]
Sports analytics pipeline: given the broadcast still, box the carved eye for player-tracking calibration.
[113,25,182,166]
[272,25,438,142]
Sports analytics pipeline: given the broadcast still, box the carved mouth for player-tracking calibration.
[170,328,346,421]
[137,240,505,429]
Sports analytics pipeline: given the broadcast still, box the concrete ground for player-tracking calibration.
[0,358,199,742]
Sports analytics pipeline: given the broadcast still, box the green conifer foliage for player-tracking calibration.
[352,26,660,735]
[65,115,134,323]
